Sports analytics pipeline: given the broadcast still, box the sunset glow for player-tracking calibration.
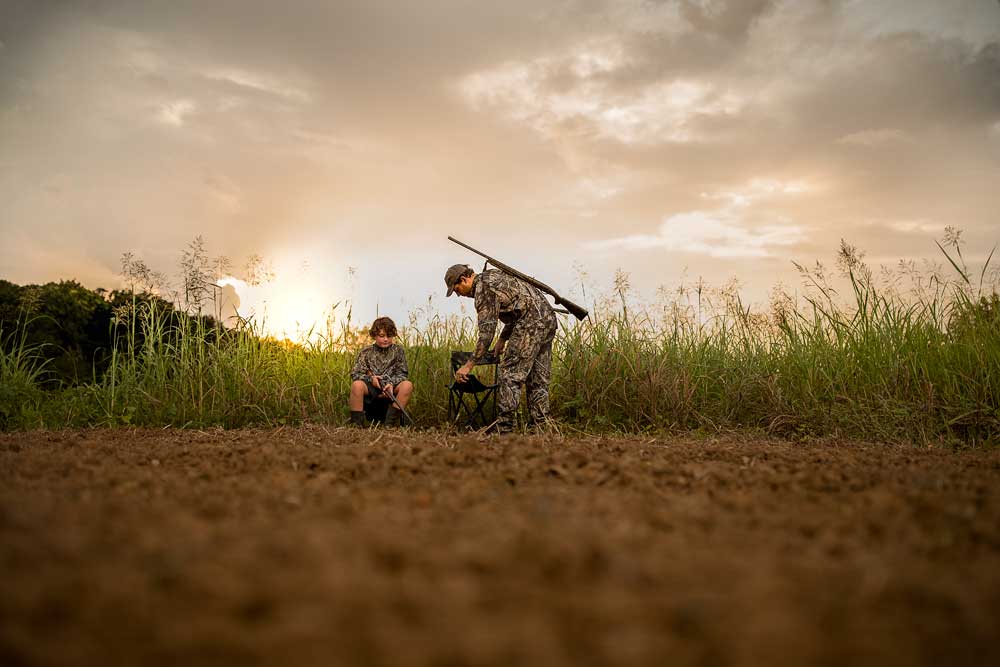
[0,0,996,320]
[216,257,344,343]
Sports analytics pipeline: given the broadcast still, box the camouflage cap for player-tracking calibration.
[444,264,470,296]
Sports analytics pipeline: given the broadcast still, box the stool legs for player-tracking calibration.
[448,386,497,430]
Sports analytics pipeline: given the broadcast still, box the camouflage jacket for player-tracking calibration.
[471,269,554,363]
[350,343,409,386]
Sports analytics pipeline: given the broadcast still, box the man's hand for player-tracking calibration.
[382,383,394,398]
[371,375,382,390]
[455,360,474,383]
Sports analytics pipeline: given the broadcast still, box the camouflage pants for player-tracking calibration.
[496,314,557,431]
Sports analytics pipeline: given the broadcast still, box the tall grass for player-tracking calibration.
[2,238,997,444]
[553,238,999,444]
[0,320,50,430]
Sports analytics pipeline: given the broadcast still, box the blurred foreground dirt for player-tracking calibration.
[1,427,998,667]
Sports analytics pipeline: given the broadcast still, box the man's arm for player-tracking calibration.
[471,287,499,364]
[457,287,498,382]
[473,319,497,363]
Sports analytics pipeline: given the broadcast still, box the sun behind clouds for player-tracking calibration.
[216,254,345,343]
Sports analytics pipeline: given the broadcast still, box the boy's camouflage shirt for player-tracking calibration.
[350,343,409,386]
[471,269,554,363]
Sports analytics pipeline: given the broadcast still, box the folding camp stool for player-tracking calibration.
[363,391,391,425]
[447,351,499,430]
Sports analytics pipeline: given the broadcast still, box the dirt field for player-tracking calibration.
[1,428,998,667]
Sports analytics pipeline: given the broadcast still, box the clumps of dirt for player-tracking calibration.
[1,427,998,667]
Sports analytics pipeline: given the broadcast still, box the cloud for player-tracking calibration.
[156,99,196,126]
[459,50,746,144]
[837,128,910,146]
[588,208,806,258]
[884,219,947,235]
[700,179,817,206]
[677,0,779,41]
[203,67,311,103]
[1,0,998,317]
[842,0,1000,48]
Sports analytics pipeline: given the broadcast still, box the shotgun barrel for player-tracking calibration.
[448,236,589,320]
[382,386,414,426]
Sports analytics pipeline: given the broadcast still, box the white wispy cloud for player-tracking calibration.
[156,99,196,126]
[204,67,311,103]
[885,219,946,235]
[587,209,805,258]
[699,178,816,206]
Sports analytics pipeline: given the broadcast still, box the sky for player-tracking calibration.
[1,0,999,338]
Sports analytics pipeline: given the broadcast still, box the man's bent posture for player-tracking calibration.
[445,263,557,434]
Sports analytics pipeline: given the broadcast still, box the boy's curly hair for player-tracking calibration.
[369,316,398,338]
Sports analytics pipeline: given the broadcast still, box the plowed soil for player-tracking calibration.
[1,427,998,667]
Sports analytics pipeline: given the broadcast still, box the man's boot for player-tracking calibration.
[483,415,514,435]
[350,410,366,427]
[385,406,402,427]
[528,417,557,435]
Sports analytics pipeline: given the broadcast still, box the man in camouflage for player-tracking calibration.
[445,263,558,433]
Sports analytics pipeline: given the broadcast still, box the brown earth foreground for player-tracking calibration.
[1,428,999,667]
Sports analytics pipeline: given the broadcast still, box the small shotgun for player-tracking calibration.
[381,384,414,427]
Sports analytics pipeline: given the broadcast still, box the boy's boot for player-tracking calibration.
[385,406,402,427]
[350,411,366,427]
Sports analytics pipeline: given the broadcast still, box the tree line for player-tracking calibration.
[0,279,221,388]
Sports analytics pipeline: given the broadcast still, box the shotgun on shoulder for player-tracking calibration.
[447,236,589,321]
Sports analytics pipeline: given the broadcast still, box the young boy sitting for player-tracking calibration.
[349,316,413,427]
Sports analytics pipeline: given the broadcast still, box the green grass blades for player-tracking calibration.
[2,238,998,445]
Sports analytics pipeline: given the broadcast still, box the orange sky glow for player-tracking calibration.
[1,0,998,339]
